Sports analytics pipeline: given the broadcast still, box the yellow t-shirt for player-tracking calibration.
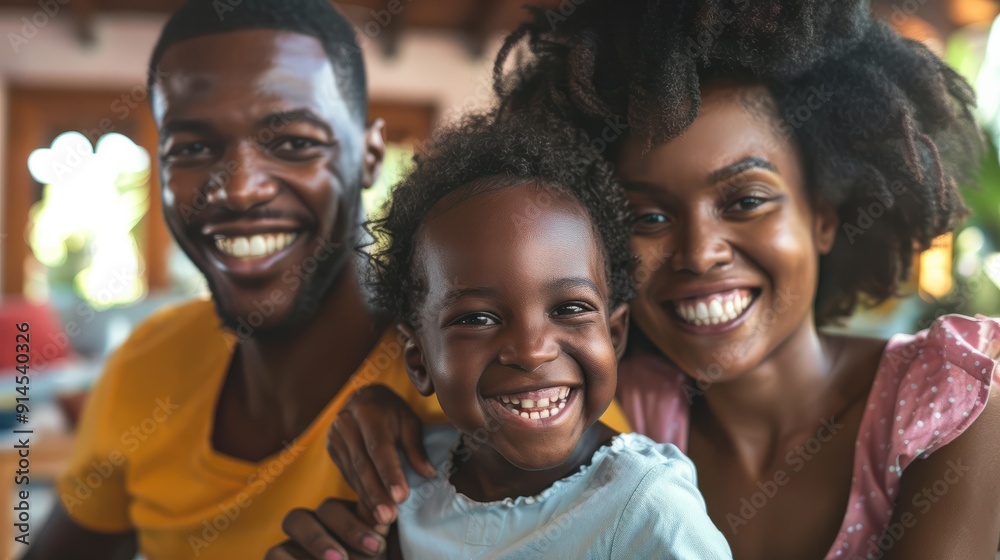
[57,299,631,559]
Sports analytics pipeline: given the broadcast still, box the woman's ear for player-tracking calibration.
[397,322,433,396]
[609,304,631,362]
[814,200,839,256]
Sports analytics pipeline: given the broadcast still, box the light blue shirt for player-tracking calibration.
[398,426,733,559]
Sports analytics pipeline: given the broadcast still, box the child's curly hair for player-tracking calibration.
[364,111,634,326]
[494,0,982,324]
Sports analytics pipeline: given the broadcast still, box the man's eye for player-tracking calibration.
[552,302,595,316]
[452,313,498,327]
[165,142,211,160]
[271,137,324,155]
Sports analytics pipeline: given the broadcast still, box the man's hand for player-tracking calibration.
[264,499,389,560]
[327,385,436,525]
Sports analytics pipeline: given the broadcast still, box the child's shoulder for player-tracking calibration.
[597,432,698,484]
[606,433,733,558]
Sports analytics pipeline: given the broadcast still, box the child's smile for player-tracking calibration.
[489,385,572,420]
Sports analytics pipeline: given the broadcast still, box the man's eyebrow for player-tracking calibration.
[158,119,214,144]
[260,109,334,140]
[708,156,778,183]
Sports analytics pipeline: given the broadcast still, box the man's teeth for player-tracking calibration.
[496,387,571,420]
[214,232,298,258]
[674,289,753,327]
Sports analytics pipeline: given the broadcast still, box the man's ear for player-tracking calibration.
[361,118,386,190]
[609,304,630,362]
[813,200,839,256]
[397,322,433,396]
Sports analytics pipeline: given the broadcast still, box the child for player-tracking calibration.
[269,112,733,559]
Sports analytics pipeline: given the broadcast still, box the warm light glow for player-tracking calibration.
[919,234,955,299]
[985,252,1000,290]
[27,132,150,308]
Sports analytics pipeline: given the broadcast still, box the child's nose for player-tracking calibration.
[497,321,560,372]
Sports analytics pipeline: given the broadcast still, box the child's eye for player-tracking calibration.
[450,313,499,327]
[552,302,596,316]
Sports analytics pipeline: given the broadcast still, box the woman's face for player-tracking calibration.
[617,84,837,383]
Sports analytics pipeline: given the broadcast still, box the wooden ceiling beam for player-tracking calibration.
[464,0,505,58]
[69,0,97,46]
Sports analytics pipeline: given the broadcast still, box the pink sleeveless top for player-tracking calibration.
[617,314,1000,560]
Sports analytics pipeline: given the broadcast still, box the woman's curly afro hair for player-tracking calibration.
[365,111,635,326]
[494,0,983,324]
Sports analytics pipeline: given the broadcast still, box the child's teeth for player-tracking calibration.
[495,386,572,420]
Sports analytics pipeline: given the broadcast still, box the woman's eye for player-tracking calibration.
[730,196,767,211]
[552,302,595,316]
[637,213,668,224]
[452,313,498,327]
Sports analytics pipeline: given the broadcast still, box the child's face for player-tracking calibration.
[401,182,627,470]
[617,84,837,383]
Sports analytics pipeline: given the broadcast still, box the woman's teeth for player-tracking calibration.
[214,232,298,258]
[674,289,753,327]
[495,386,570,420]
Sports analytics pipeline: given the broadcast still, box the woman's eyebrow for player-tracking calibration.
[708,156,778,183]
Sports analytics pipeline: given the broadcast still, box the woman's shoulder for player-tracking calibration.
[866,314,1000,468]
[882,314,1000,379]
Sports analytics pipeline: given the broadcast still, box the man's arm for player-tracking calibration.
[22,503,137,560]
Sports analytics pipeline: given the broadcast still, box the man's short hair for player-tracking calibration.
[148,0,367,123]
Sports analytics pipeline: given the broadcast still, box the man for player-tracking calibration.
[27,1,445,557]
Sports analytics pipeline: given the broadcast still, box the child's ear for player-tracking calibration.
[609,304,630,362]
[813,200,839,256]
[397,323,434,396]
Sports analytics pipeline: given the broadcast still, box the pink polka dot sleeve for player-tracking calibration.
[829,314,1000,559]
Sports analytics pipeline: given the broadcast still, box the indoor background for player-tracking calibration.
[0,1,998,557]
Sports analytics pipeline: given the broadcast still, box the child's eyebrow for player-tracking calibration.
[547,277,602,298]
[440,287,499,308]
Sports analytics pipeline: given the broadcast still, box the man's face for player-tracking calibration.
[152,29,381,334]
